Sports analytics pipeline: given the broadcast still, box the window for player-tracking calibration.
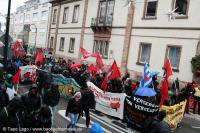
[99,1,106,18]
[25,14,30,22]
[166,46,181,70]
[33,13,38,22]
[144,0,158,18]
[20,15,24,23]
[39,25,46,32]
[52,9,57,24]
[41,11,47,20]
[93,40,109,58]
[173,0,189,16]
[72,5,79,23]
[50,37,54,49]
[137,43,151,64]
[69,38,75,53]
[59,37,65,51]
[63,7,69,23]
[106,0,114,24]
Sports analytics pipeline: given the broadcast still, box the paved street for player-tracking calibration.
[18,84,200,133]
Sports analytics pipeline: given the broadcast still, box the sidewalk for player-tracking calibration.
[184,113,200,121]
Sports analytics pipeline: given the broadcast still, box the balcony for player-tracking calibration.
[91,16,113,33]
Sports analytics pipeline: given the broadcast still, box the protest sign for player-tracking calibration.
[20,65,37,82]
[160,100,187,130]
[124,96,159,130]
[87,82,126,119]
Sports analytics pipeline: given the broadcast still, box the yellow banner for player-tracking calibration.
[58,84,80,98]
[160,100,186,130]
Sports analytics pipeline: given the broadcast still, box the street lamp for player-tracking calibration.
[30,24,37,49]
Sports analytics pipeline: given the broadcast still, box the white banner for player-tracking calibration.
[20,65,37,81]
[87,82,126,119]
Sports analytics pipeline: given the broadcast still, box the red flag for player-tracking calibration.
[70,63,83,70]
[13,41,25,57]
[35,53,44,65]
[87,64,97,76]
[159,56,173,106]
[108,60,121,80]
[80,47,97,59]
[96,53,104,70]
[165,57,173,79]
[101,60,121,91]
[12,69,21,84]
[101,78,108,91]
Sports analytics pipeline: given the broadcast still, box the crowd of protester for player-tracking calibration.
[0,54,200,133]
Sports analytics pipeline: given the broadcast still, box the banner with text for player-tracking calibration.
[124,97,159,129]
[160,100,186,130]
[87,82,126,119]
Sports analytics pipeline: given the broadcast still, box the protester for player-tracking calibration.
[21,84,41,127]
[193,87,200,114]
[35,105,52,132]
[65,92,83,132]
[42,84,60,127]
[0,85,9,111]
[0,97,24,132]
[4,74,17,101]
[143,110,171,133]
[81,85,96,128]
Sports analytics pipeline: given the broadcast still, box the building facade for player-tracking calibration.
[11,0,51,49]
[48,0,200,83]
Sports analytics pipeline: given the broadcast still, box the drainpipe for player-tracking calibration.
[120,3,135,76]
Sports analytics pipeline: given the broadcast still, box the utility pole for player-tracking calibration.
[4,0,11,68]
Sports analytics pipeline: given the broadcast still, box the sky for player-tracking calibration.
[0,0,27,31]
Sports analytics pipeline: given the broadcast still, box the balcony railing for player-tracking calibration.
[91,16,113,27]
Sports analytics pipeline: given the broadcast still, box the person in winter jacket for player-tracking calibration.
[81,85,96,128]
[0,97,24,132]
[4,74,17,101]
[65,92,83,131]
[35,105,52,133]
[42,84,60,127]
[143,110,171,133]
[0,85,9,111]
[20,84,41,127]
[193,87,200,114]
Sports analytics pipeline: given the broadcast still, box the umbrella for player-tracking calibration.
[135,87,157,97]
[0,63,3,68]
[151,71,160,76]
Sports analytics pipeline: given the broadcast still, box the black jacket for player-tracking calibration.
[81,89,95,110]
[21,92,41,113]
[0,90,9,111]
[42,86,60,107]
[66,98,83,115]
[143,117,171,133]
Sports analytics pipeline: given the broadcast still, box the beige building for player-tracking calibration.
[11,0,51,49]
[48,0,200,83]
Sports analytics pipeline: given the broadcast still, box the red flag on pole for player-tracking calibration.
[165,57,173,79]
[70,63,83,70]
[96,53,104,71]
[159,56,173,106]
[101,60,121,91]
[13,40,25,57]
[80,47,98,59]
[87,64,97,76]
[12,69,21,84]
[35,53,44,65]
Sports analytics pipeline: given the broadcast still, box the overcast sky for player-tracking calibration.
[0,0,27,14]
[0,0,27,30]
